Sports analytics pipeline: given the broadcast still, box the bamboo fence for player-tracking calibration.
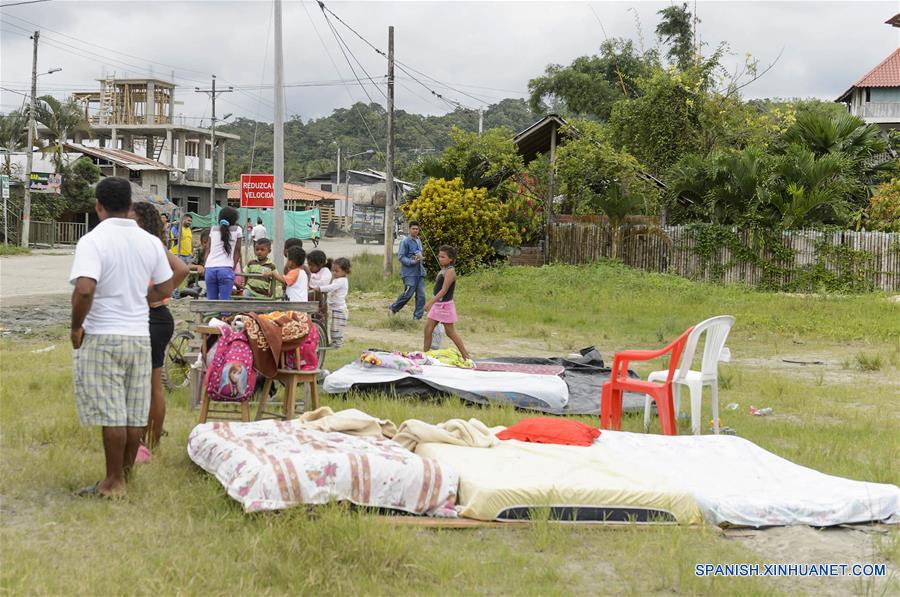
[548,223,900,292]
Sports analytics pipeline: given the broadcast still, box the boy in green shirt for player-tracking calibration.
[243,238,278,298]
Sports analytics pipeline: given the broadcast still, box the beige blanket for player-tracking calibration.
[295,408,500,452]
[392,418,501,451]
[296,407,398,438]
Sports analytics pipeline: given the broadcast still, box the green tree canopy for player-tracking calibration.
[527,39,655,120]
[556,120,659,216]
[220,99,538,184]
[411,126,523,196]
[0,109,29,176]
[656,2,697,70]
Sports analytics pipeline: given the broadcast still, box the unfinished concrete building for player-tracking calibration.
[38,77,239,214]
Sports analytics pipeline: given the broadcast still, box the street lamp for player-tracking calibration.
[337,148,374,230]
[21,65,61,248]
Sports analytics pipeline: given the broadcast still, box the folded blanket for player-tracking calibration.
[295,406,398,439]
[393,418,501,452]
[243,311,310,378]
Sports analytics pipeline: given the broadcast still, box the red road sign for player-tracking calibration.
[240,173,275,208]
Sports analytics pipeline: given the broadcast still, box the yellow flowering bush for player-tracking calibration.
[401,177,520,275]
[868,179,900,232]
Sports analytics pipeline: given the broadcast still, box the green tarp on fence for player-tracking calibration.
[187,208,320,240]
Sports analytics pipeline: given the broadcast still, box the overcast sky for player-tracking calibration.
[1,1,898,124]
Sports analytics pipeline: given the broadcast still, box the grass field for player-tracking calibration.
[2,256,898,595]
[0,245,30,257]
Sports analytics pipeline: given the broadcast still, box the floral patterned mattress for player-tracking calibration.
[188,420,459,516]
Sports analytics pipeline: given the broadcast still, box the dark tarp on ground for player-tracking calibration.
[479,347,645,415]
[338,347,646,415]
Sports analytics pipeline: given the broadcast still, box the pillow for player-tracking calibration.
[496,418,600,447]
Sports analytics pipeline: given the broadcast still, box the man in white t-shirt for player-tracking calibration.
[69,177,174,499]
[251,217,267,246]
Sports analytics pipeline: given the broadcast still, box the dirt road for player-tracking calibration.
[0,236,395,306]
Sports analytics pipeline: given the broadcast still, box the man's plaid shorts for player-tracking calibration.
[73,334,152,427]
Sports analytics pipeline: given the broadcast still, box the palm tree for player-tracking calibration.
[0,110,29,176]
[785,111,886,160]
[784,110,895,196]
[32,95,91,172]
[768,147,850,227]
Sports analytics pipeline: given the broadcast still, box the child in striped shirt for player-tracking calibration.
[311,257,350,348]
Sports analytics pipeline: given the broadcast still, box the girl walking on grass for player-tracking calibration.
[311,257,350,348]
[423,245,470,360]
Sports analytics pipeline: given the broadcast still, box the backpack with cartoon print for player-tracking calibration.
[205,326,256,402]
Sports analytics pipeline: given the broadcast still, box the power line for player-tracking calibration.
[0,0,53,8]
[320,8,387,105]
[300,0,381,152]
[2,14,274,113]
[0,86,29,98]
[316,1,490,109]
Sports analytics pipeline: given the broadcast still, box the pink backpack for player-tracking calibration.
[283,324,319,371]
[205,326,256,402]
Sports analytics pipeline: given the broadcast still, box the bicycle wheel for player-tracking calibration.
[164,328,195,391]
[314,321,328,370]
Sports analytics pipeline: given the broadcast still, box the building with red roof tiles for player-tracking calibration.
[836,15,900,131]
[226,181,346,226]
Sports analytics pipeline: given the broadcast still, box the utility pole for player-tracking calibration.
[21,31,38,248]
[478,108,483,135]
[336,146,342,227]
[272,0,285,270]
[195,75,232,213]
[383,25,395,277]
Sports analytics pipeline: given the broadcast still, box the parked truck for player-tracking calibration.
[351,205,387,244]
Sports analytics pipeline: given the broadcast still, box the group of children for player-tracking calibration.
[202,207,468,359]
[196,206,350,348]
[242,236,351,348]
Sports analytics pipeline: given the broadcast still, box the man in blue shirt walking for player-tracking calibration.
[389,220,426,319]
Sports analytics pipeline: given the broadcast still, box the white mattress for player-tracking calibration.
[417,431,900,527]
[600,431,900,527]
[416,438,702,523]
[323,361,569,410]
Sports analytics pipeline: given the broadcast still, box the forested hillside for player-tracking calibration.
[219,97,538,183]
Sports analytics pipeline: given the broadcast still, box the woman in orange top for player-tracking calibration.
[130,203,189,453]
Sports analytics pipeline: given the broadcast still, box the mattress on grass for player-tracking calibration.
[598,431,900,527]
[415,439,703,524]
[188,419,458,516]
[416,431,900,527]
[323,361,570,411]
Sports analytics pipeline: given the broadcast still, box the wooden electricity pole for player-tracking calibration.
[195,75,232,212]
[383,25,395,277]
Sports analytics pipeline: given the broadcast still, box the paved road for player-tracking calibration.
[0,236,395,304]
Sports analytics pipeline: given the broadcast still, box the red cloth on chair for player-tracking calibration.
[497,418,600,447]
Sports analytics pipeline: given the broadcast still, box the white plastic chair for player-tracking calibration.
[643,315,735,435]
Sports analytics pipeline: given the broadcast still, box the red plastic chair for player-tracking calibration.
[600,327,694,435]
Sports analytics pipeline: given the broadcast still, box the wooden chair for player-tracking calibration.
[255,354,321,421]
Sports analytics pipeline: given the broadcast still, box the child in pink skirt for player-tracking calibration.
[423,245,471,360]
